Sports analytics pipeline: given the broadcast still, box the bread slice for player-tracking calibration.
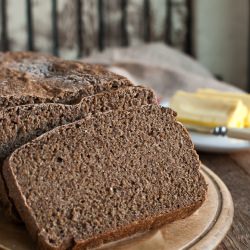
[3,105,207,250]
[0,86,156,221]
[0,51,132,109]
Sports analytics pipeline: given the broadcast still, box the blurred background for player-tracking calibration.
[0,0,248,90]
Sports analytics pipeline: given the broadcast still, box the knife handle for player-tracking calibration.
[227,128,250,140]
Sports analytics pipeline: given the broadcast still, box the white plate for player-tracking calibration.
[161,100,250,153]
[190,132,250,153]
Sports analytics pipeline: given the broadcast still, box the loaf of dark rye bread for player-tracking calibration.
[0,51,132,109]
[0,86,156,221]
[0,51,135,220]
[3,105,207,250]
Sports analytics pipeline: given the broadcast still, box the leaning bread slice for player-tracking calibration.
[3,105,207,250]
[0,86,156,221]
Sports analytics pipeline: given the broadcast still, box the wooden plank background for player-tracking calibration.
[0,0,249,90]
[0,0,190,58]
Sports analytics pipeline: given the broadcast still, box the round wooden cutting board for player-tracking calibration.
[0,165,233,250]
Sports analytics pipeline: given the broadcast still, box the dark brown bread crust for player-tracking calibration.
[0,86,156,222]
[3,105,207,250]
[41,197,202,250]
[71,203,201,250]
[0,51,132,108]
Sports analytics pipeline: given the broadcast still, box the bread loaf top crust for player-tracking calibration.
[0,52,132,108]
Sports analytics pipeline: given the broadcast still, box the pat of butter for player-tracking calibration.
[197,89,250,127]
[170,91,248,128]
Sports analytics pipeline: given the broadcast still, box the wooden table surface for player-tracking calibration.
[199,151,250,250]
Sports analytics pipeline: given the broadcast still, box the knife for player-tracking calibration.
[183,124,250,141]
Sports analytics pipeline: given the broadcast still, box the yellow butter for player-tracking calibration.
[170,91,248,128]
[197,88,250,127]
